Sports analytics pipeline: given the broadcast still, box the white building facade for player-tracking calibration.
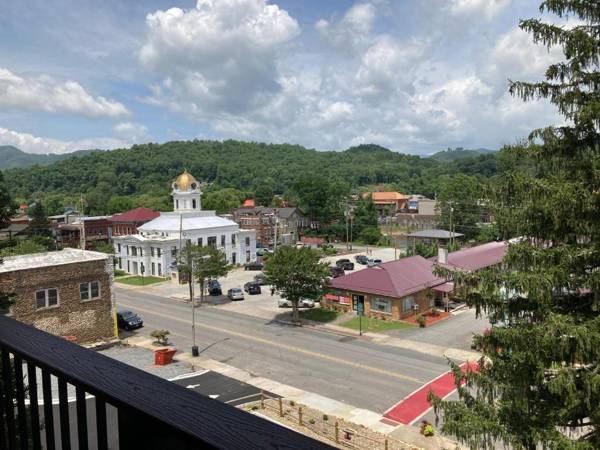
[113,170,256,281]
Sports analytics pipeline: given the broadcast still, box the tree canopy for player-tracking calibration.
[432,2,600,448]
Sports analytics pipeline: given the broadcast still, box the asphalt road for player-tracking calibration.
[116,286,453,414]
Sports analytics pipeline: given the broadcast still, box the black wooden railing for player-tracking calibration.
[0,315,333,450]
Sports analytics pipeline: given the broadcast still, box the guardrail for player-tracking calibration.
[0,315,334,449]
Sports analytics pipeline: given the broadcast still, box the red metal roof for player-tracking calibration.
[242,199,255,207]
[109,207,160,223]
[433,282,454,293]
[329,256,444,298]
[437,241,507,272]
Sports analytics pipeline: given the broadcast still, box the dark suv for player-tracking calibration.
[244,282,262,295]
[208,279,222,296]
[244,261,264,271]
[335,259,354,270]
[117,310,143,331]
[355,255,368,265]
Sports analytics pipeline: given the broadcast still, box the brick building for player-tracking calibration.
[230,206,308,247]
[110,207,160,237]
[56,216,111,250]
[0,248,116,343]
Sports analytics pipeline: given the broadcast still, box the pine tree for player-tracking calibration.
[432,1,600,448]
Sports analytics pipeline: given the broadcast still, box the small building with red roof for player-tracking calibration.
[242,199,255,208]
[325,255,445,320]
[434,241,507,272]
[109,207,160,237]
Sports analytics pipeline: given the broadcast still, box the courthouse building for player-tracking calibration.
[113,170,256,281]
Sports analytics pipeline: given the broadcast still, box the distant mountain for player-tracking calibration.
[0,146,95,169]
[429,147,496,162]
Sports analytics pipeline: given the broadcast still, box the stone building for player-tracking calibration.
[0,248,116,343]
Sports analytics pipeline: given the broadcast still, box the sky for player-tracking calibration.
[0,0,566,155]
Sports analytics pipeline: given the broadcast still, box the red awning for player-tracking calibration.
[433,282,454,293]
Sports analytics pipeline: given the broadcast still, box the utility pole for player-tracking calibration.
[345,209,349,251]
[349,214,353,251]
[449,203,454,247]
[273,215,278,250]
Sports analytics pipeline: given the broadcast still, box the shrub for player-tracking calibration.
[420,420,435,437]
[251,405,258,411]
[309,419,315,424]
[150,329,170,345]
[289,400,295,406]
[416,314,426,328]
[322,414,329,421]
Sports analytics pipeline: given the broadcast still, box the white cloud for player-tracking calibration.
[0,68,129,118]
[448,0,511,21]
[113,122,148,142]
[0,127,129,154]
[315,3,376,53]
[139,0,300,115]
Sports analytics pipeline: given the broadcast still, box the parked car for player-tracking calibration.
[335,259,354,270]
[256,248,273,256]
[227,288,245,301]
[367,258,382,267]
[254,273,267,285]
[244,261,264,271]
[207,279,222,296]
[277,298,316,308]
[244,282,262,295]
[117,310,143,330]
[329,266,345,278]
[355,255,369,265]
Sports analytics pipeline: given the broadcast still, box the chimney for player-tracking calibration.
[438,245,448,264]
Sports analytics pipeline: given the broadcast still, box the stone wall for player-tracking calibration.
[0,259,116,343]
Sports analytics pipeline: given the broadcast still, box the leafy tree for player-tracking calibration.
[107,196,133,214]
[254,184,274,207]
[0,171,16,225]
[293,175,349,225]
[90,241,115,254]
[179,244,231,306]
[357,226,381,245]
[263,246,330,322]
[352,195,379,237]
[436,174,483,239]
[27,202,51,237]
[1,239,47,256]
[432,2,600,448]
[203,188,247,213]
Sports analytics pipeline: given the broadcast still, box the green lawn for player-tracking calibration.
[339,316,415,332]
[115,276,168,286]
[299,308,340,323]
[114,269,128,277]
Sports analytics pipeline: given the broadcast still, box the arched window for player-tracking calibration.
[192,199,197,209]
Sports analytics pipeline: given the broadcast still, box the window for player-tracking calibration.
[402,296,415,313]
[131,246,137,256]
[127,261,130,272]
[221,235,226,247]
[176,199,179,209]
[157,247,161,257]
[117,243,121,253]
[232,252,236,264]
[246,251,251,263]
[139,247,143,257]
[231,234,236,245]
[245,237,250,246]
[157,263,162,276]
[35,289,58,309]
[118,257,122,269]
[151,247,154,257]
[208,236,217,247]
[126,245,129,255]
[80,282,100,301]
[151,262,155,276]
[171,246,177,257]
[372,297,391,314]
[192,199,197,209]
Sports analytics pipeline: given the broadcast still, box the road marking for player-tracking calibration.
[169,370,210,381]
[119,301,425,384]
[186,384,201,389]
[225,393,263,404]
[209,394,220,399]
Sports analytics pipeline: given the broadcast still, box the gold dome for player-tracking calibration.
[172,170,199,191]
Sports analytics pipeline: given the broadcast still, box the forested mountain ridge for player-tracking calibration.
[429,147,496,161]
[3,140,500,214]
[0,145,94,169]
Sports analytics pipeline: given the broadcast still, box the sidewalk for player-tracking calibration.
[124,335,464,450]
[277,318,481,363]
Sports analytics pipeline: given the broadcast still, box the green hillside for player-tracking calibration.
[0,145,95,169]
[429,147,496,162]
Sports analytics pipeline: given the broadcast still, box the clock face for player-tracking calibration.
[191,183,197,190]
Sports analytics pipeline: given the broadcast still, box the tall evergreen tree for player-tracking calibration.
[28,201,51,237]
[432,2,600,448]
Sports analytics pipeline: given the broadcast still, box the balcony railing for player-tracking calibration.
[0,315,333,449]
